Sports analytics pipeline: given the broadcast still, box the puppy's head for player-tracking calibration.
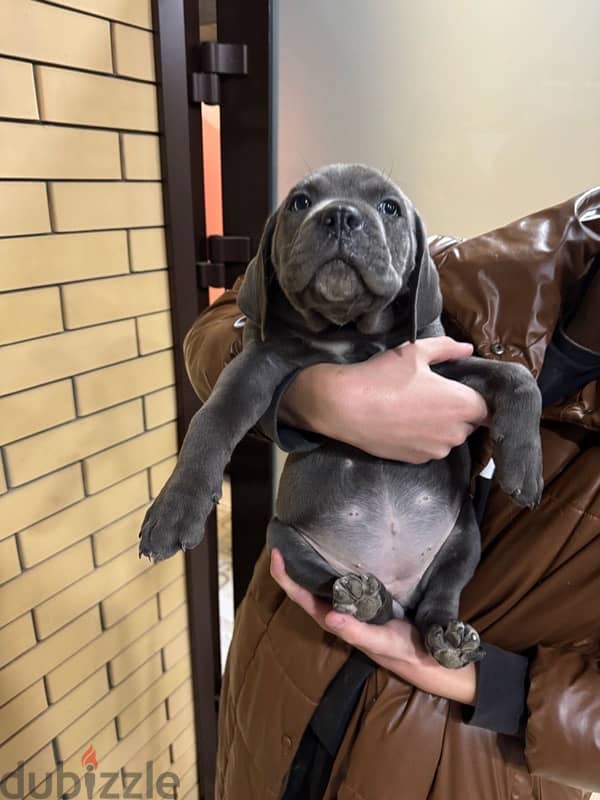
[239,164,441,339]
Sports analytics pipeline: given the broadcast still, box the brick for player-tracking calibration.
[149,749,173,785]
[113,25,155,81]
[121,711,170,774]
[158,576,186,619]
[0,57,38,119]
[37,66,158,132]
[122,132,160,179]
[93,505,147,565]
[173,749,196,796]
[56,654,161,761]
[35,543,149,638]
[150,456,177,499]
[19,472,148,567]
[109,604,188,685]
[50,181,163,232]
[0,744,55,800]
[101,552,183,627]
[0,320,138,396]
[84,705,167,783]
[5,399,144,487]
[0,681,46,745]
[178,768,199,800]
[163,631,190,671]
[48,0,152,29]
[0,668,108,777]
[0,536,20,584]
[59,721,118,782]
[46,599,156,702]
[181,785,200,800]
[0,182,50,236]
[0,287,63,346]
[84,422,178,493]
[127,704,193,778]
[0,539,93,628]
[129,228,167,271]
[0,608,101,707]
[144,386,176,429]
[0,464,84,541]
[62,271,169,328]
[0,231,129,292]
[0,381,75,446]
[0,0,112,72]
[167,679,192,719]
[171,724,194,761]
[117,655,189,738]
[0,122,120,179]
[0,614,35,669]
[75,351,175,415]
[137,311,173,354]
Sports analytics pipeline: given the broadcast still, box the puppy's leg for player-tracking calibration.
[139,344,296,561]
[414,500,485,669]
[267,517,338,597]
[434,357,543,507]
[267,518,394,624]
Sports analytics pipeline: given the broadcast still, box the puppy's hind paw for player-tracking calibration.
[332,573,392,623]
[425,620,485,669]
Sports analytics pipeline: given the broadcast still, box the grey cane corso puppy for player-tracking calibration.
[139,164,543,668]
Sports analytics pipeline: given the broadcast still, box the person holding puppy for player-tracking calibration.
[184,188,600,800]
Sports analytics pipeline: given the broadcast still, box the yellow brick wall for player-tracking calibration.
[0,2,198,798]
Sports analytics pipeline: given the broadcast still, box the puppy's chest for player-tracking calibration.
[304,335,386,362]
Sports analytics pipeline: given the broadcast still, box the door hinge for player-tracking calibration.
[192,42,248,105]
[197,235,252,289]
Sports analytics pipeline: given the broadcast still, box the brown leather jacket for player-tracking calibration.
[184,190,600,800]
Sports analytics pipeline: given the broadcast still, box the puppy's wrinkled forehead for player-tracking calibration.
[287,164,408,209]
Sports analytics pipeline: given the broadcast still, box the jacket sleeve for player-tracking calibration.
[182,283,323,452]
[525,645,600,791]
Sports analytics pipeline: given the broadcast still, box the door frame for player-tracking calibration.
[152,0,274,796]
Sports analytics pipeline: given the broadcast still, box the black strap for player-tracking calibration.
[282,649,376,799]
[282,475,493,800]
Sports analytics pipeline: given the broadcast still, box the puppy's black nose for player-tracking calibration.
[320,204,363,237]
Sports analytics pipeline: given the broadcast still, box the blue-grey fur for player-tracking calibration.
[139,164,543,669]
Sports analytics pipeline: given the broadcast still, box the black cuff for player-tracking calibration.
[538,327,600,407]
[254,369,325,454]
[462,642,529,738]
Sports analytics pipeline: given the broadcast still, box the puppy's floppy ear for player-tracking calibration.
[407,211,443,341]
[237,211,278,341]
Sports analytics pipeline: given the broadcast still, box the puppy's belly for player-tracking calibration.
[298,503,460,608]
[277,444,467,609]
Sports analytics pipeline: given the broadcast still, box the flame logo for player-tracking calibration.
[81,745,98,770]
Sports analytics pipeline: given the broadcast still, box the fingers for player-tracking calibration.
[415,336,474,365]
[450,382,489,424]
[269,549,331,623]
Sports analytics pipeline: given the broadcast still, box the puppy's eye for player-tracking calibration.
[289,193,312,212]
[378,199,401,217]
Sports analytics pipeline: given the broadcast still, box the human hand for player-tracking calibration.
[270,549,477,705]
[279,337,489,462]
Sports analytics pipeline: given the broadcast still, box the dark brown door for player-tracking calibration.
[152,0,273,796]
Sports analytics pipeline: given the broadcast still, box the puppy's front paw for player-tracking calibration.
[425,620,485,669]
[332,573,391,623]
[494,436,544,508]
[138,481,220,561]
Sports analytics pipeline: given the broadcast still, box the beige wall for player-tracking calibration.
[274,0,600,237]
[0,2,198,798]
